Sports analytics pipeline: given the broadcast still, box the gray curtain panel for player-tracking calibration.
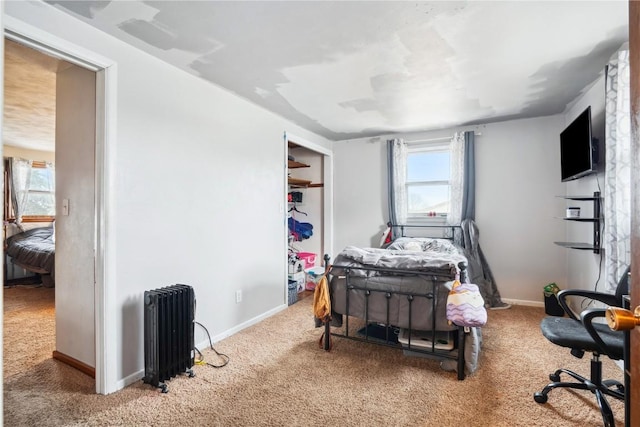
[387,139,400,240]
[460,131,508,308]
[461,131,475,221]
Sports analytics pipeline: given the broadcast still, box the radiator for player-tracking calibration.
[143,284,195,392]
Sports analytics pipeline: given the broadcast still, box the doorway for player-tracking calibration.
[2,24,114,393]
[2,38,60,378]
[284,132,333,302]
[2,36,98,375]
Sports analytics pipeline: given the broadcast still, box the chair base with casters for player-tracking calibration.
[534,353,624,427]
[533,288,627,427]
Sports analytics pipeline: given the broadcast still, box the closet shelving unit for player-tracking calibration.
[553,191,601,254]
[287,143,323,188]
[287,160,312,188]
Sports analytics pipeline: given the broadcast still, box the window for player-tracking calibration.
[406,143,451,218]
[4,160,55,222]
[24,161,55,217]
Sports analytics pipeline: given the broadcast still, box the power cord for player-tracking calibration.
[194,321,230,368]
[593,171,604,293]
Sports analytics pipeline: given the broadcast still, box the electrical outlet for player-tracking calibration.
[236,290,242,304]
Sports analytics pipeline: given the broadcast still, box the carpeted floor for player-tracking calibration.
[3,286,625,426]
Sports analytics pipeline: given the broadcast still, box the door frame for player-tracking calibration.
[3,16,117,394]
[283,132,333,301]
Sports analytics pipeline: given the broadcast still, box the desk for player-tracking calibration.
[623,295,630,427]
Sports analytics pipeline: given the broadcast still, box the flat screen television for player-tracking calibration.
[560,106,597,182]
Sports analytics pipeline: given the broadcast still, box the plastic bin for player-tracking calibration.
[297,252,316,269]
[288,280,298,306]
[288,271,306,293]
[305,266,326,291]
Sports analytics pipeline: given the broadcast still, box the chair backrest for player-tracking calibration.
[614,265,631,305]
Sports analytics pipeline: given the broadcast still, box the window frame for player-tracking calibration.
[405,141,451,222]
[4,160,56,223]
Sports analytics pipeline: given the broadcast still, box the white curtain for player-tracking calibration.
[603,46,631,292]
[389,139,408,227]
[447,132,465,225]
[8,157,33,230]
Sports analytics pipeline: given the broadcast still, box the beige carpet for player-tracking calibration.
[3,287,625,426]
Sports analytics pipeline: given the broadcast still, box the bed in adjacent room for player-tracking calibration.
[5,226,55,287]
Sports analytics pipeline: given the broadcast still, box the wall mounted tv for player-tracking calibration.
[560,106,597,182]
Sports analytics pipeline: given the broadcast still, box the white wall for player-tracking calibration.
[333,115,568,304]
[4,0,332,392]
[562,74,608,292]
[333,137,388,249]
[476,117,567,302]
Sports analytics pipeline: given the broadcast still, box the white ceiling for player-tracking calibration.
[34,1,631,141]
[3,39,63,152]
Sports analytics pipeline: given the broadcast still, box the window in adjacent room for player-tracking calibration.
[406,142,451,219]
[4,159,56,222]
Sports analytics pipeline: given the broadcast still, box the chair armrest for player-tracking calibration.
[580,308,612,355]
[557,289,618,320]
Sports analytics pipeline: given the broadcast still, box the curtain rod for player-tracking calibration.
[406,132,482,144]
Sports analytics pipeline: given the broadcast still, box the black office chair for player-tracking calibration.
[533,266,630,427]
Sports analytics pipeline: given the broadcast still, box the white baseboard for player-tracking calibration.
[118,369,145,390]
[119,304,288,391]
[196,303,288,350]
[501,298,544,308]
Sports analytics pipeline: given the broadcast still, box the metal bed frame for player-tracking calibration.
[320,224,469,380]
[387,222,462,242]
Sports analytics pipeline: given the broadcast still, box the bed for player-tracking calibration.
[321,225,483,380]
[5,226,55,287]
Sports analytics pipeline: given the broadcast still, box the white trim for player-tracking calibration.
[205,304,287,348]
[4,18,118,395]
[406,136,452,144]
[284,132,334,263]
[407,141,450,152]
[4,16,112,70]
[285,132,332,156]
[121,303,290,390]
[405,132,482,145]
[500,298,544,308]
[116,370,145,391]
[94,64,118,395]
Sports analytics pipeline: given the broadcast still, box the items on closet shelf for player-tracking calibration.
[288,203,313,242]
[288,251,306,293]
[288,217,313,241]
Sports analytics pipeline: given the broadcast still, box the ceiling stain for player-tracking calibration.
[44,1,630,141]
[46,0,111,19]
[519,26,628,118]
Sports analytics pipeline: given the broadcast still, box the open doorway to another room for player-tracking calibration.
[3,39,60,379]
[2,37,98,382]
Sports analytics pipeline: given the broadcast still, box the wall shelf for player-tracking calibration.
[553,191,601,254]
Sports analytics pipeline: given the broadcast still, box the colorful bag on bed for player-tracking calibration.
[446,280,487,327]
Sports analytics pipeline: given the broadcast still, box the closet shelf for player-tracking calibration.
[288,177,312,187]
[288,160,310,169]
[287,178,324,188]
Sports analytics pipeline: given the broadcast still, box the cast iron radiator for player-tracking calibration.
[143,284,195,392]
